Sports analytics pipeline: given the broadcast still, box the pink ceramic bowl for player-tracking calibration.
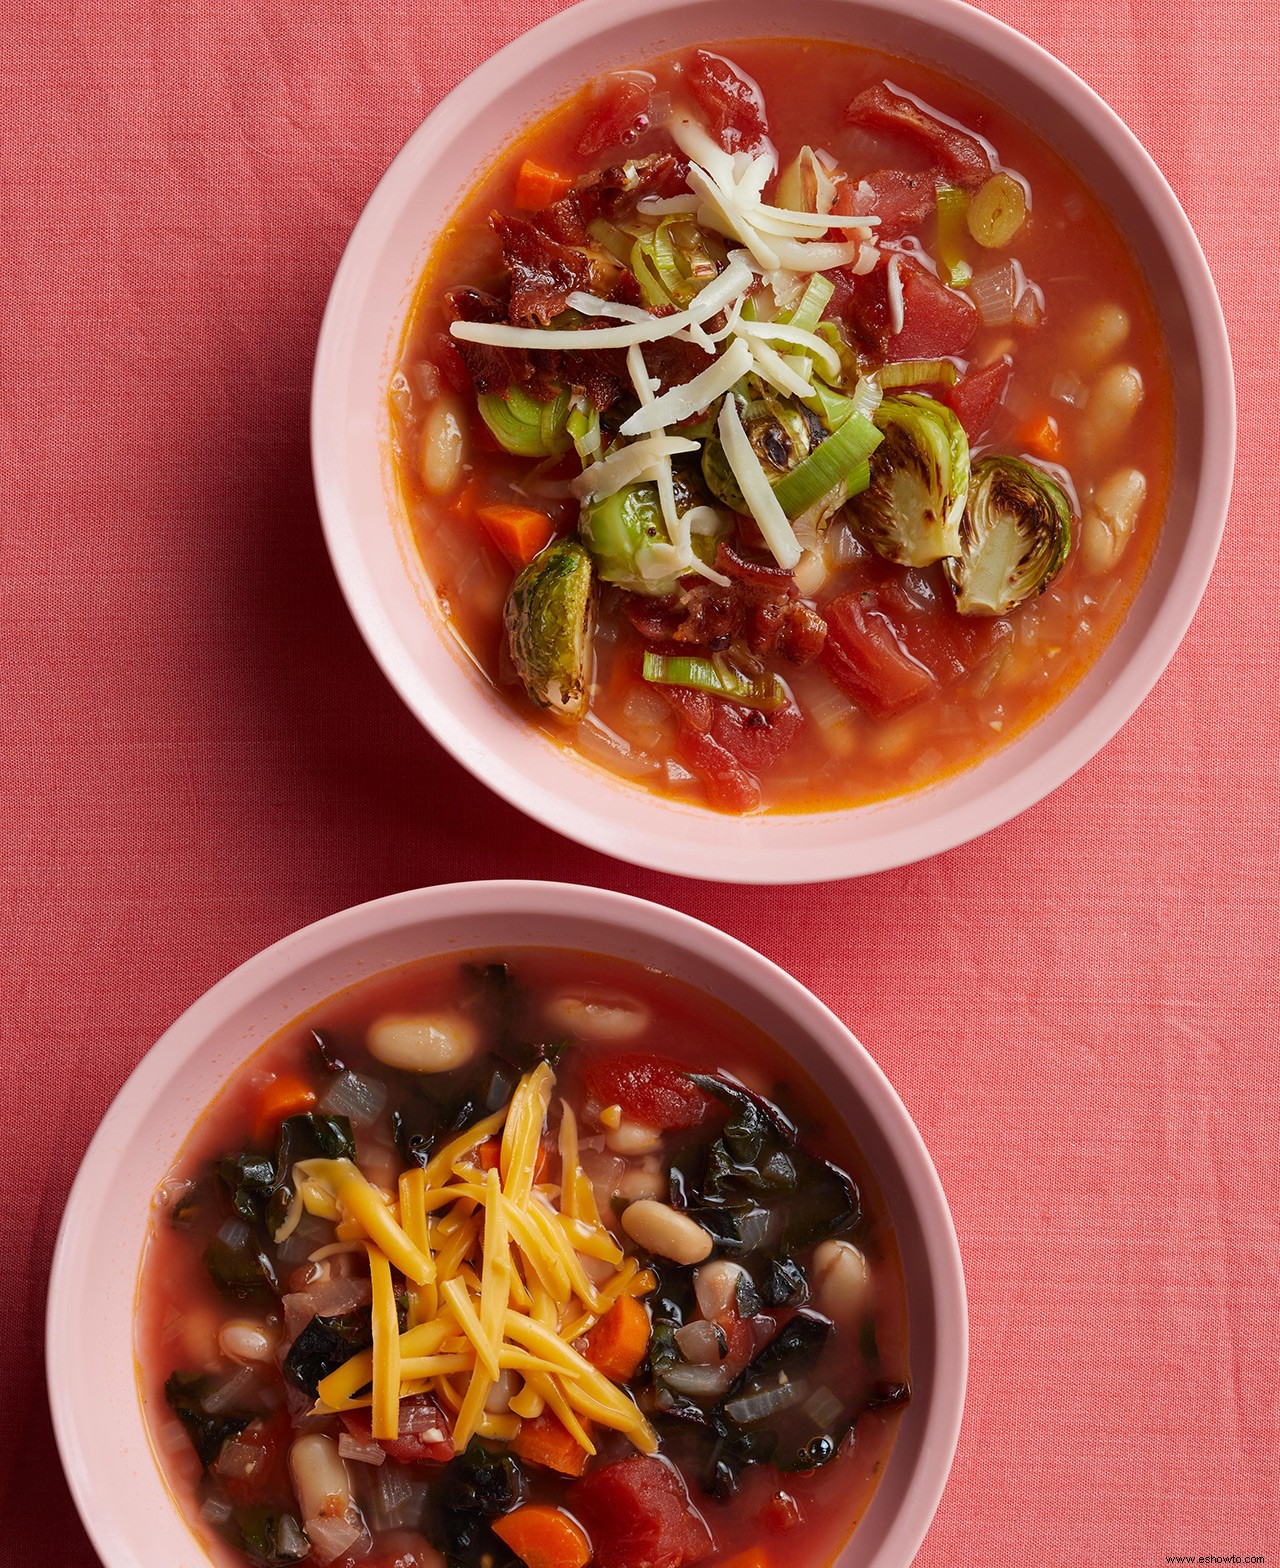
[311,0,1232,883]
[47,881,966,1568]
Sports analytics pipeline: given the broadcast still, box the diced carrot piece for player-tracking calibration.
[475,503,557,568]
[717,1550,772,1568]
[514,159,575,212]
[492,1504,592,1568]
[476,1136,549,1181]
[254,1074,317,1141]
[1016,411,1062,461]
[512,1411,591,1477]
[583,1295,651,1384]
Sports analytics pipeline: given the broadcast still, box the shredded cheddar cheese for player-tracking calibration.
[301,1066,657,1459]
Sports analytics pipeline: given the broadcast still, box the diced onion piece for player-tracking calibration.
[803,1385,845,1430]
[618,338,753,436]
[675,1319,726,1365]
[724,1378,802,1424]
[969,262,1015,326]
[717,397,802,569]
[338,1432,387,1466]
[662,1362,735,1397]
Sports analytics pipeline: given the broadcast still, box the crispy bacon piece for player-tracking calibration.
[686,49,770,153]
[846,83,992,188]
[444,287,534,396]
[621,579,826,665]
[491,212,612,325]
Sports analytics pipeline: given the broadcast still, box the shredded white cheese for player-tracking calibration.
[716,396,802,570]
[570,435,701,502]
[886,252,906,338]
[619,337,753,436]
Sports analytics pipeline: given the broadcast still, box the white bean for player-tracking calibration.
[618,1164,668,1202]
[1071,302,1131,372]
[812,1240,872,1322]
[218,1318,278,1365]
[367,1011,478,1073]
[289,1432,357,1525]
[1080,363,1143,456]
[606,1119,663,1156]
[1082,467,1147,574]
[419,396,467,497]
[694,1260,749,1320]
[544,992,651,1041]
[620,1199,713,1265]
[485,1370,519,1414]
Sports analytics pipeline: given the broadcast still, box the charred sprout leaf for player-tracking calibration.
[164,1372,252,1470]
[578,481,724,597]
[851,392,970,566]
[504,536,595,722]
[701,436,749,513]
[944,453,1071,615]
[231,1509,311,1567]
[282,1308,373,1399]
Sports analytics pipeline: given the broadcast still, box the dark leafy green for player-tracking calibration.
[164,1372,252,1470]
[281,1308,373,1399]
[230,1508,310,1567]
[441,1441,526,1568]
[203,1230,280,1299]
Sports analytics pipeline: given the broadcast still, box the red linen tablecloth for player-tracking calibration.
[2,0,1274,1562]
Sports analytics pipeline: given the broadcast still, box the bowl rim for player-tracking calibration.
[310,0,1234,882]
[47,878,969,1568]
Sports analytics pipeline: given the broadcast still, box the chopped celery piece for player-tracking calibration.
[642,651,786,713]
[781,273,835,335]
[771,411,883,518]
[935,186,973,289]
[477,386,572,459]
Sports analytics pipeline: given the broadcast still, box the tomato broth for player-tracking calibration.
[391,40,1173,813]
[138,950,910,1568]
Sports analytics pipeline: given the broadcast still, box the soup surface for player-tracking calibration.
[138,950,910,1568]
[392,40,1172,813]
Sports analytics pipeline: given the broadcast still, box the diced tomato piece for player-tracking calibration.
[757,1491,804,1532]
[846,83,992,187]
[577,74,654,158]
[213,1411,291,1506]
[831,574,1012,694]
[660,686,803,813]
[821,591,937,718]
[945,355,1012,441]
[854,169,938,239]
[896,260,979,358]
[675,727,762,814]
[580,1053,717,1131]
[340,1395,454,1465]
[685,50,769,152]
[710,692,804,772]
[841,255,976,359]
[572,1457,715,1568]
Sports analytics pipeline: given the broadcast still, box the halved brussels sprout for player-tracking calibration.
[503,537,595,721]
[701,406,820,516]
[578,479,725,596]
[945,455,1072,616]
[850,393,970,566]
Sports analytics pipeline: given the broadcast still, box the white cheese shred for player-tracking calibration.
[716,396,802,570]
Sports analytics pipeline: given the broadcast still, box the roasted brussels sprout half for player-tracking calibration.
[945,455,1073,615]
[503,537,594,721]
[850,393,969,566]
[578,479,725,596]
